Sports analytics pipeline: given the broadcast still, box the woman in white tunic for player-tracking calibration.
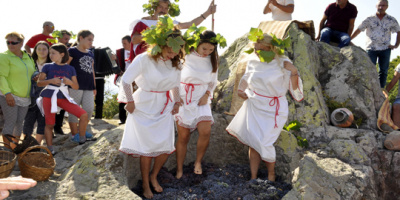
[226,33,303,181]
[118,27,184,199]
[175,30,220,179]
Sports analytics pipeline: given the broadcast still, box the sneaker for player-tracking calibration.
[71,134,80,143]
[85,131,93,138]
[85,132,97,141]
[51,150,57,156]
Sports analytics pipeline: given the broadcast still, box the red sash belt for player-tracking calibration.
[180,82,201,105]
[253,90,281,128]
[149,90,172,114]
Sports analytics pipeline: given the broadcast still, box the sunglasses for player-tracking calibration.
[6,41,20,45]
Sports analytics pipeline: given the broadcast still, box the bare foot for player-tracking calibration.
[268,173,276,182]
[176,170,183,179]
[150,175,163,193]
[194,162,202,175]
[143,184,153,199]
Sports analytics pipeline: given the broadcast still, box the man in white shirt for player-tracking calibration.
[351,0,400,88]
[263,0,294,21]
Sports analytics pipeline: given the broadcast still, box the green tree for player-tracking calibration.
[386,56,400,103]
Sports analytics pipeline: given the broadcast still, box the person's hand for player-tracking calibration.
[125,102,135,114]
[206,1,217,15]
[93,89,97,96]
[284,61,298,74]
[238,90,248,100]
[5,93,15,107]
[198,93,209,106]
[51,77,62,86]
[271,0,278,6]
[315,34,320,41]
[0,176,37,200]
[62,77,73,86]
[383,88,389,98]
[32,74,39,82]
[389,45,398,50]
[171,102,181,115]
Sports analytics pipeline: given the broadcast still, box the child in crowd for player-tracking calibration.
[37,44,89,154]
[23,41,51,144]
[175,30,223,179]
[67,30,96,143]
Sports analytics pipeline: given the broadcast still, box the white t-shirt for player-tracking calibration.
[269,0,294,21]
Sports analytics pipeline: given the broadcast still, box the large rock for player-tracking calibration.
[283,153,377,200]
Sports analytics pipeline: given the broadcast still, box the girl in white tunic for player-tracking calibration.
[118,27,184,199]
[226,33,303,181]
[175,31,220,179]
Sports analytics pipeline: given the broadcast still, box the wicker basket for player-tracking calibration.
[3,134,40,155]
[18,145,56,181]
[0,143,17,178]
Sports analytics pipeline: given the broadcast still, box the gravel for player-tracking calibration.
[131,162,292,200]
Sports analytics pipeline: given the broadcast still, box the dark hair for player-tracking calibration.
[32,41,51,64]
[60,30,72,36]
[77,30,94,42]
[149,28,185,69]
[122,35,131,43]
[50,43,69,63]
[198,30,219,73]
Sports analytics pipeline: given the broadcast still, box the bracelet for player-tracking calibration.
[291,73,299,77]
[201,14,206,19]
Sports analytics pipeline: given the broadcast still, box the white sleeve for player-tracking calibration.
[206,72,218,99]
[238,63,251,92]
[117,56,143,103]
[289,73,304,102]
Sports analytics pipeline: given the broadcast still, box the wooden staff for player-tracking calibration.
[212,0,215,31]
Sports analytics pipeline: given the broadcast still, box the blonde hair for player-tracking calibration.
[5,32,24,42]
[256,34,282,57]
[255,33,288,69]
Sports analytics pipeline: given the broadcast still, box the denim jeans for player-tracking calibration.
[320,27,351,48]
[367,48,391,88]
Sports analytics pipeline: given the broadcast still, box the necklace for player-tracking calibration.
[193,50,206,58]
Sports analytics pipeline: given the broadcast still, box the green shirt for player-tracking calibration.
[0,50,35,98]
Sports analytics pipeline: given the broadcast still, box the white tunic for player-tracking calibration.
[269,0,294,21]
[118,53,181,157]
[226,56,303,162]
[175,52,218,131]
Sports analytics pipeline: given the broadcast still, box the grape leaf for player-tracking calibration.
[151,44,162,55]
[167,36,185,53]
[244,48,254,54]
[257,50,275,63]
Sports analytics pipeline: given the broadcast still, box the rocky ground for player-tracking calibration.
[4,118,292,200]
[132,162,292,200]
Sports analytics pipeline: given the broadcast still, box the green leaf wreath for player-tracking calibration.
[245,28,291,63]
[47,30,76,44]
[182,24,227,53]
[142,16,185,55]
[143,0,181,17]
